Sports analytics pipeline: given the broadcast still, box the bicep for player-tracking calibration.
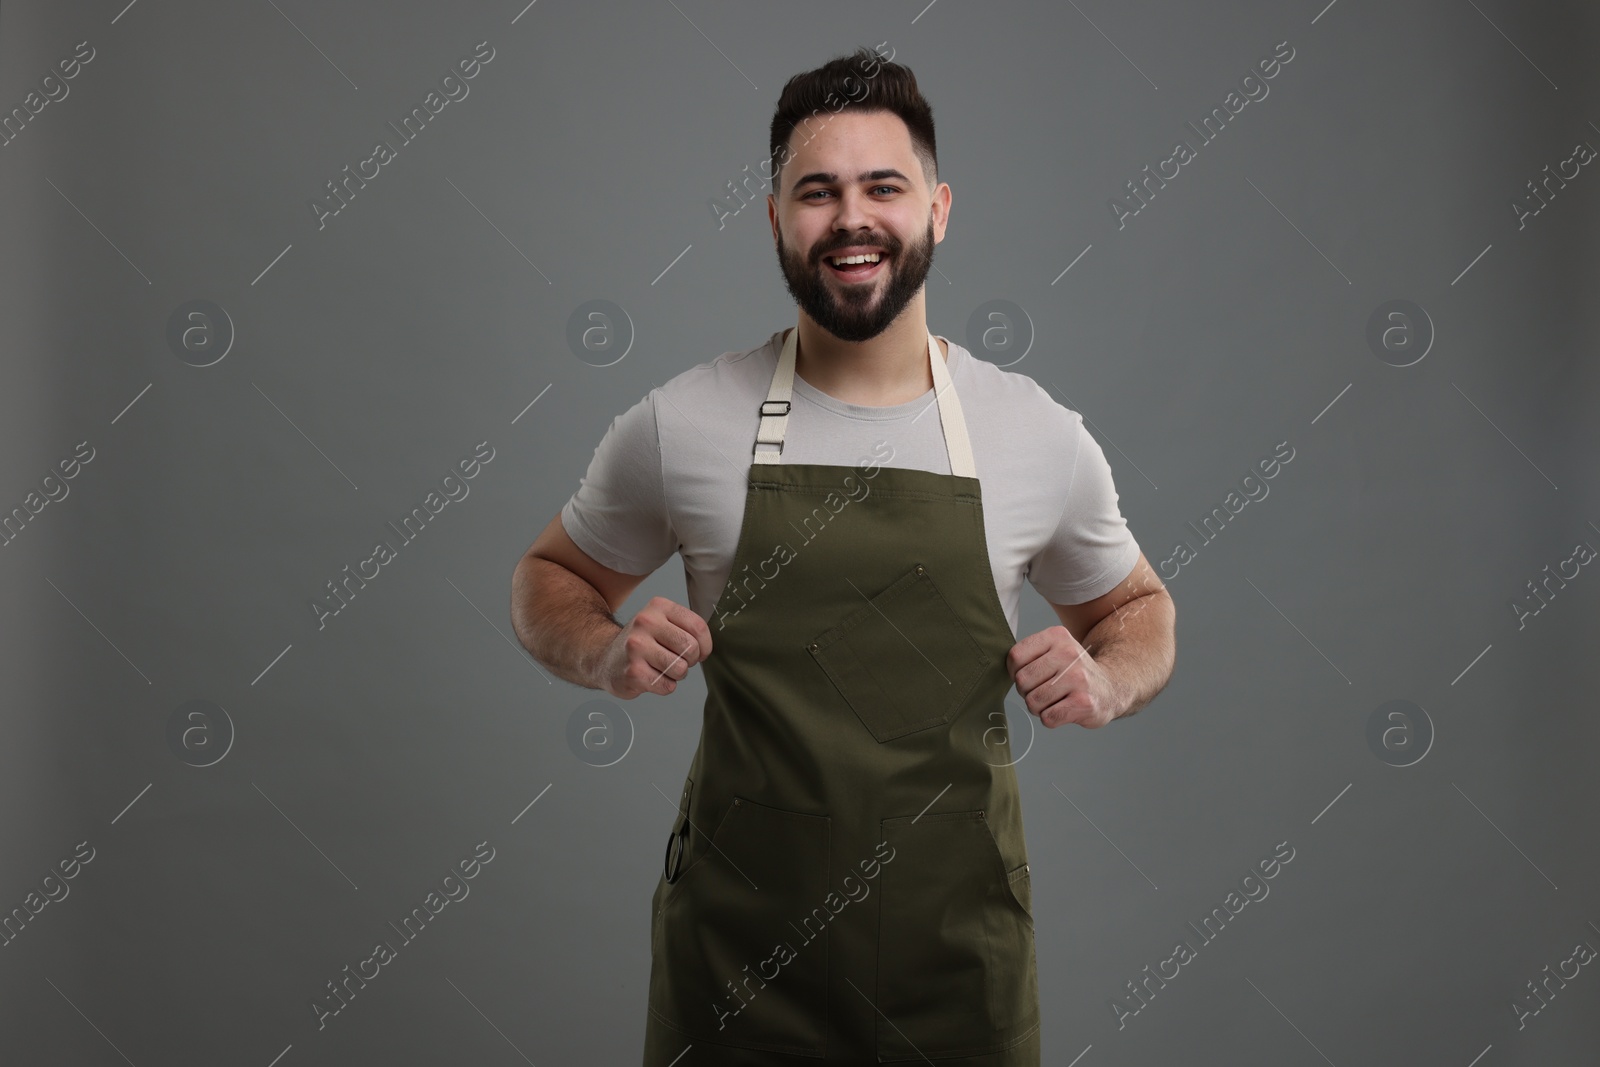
[543,390,676,613]
[1026,413,1143,615]
[1048,551,1166,644]
[524,513,650,616]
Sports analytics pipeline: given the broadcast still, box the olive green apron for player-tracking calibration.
[644,325,1040,1065]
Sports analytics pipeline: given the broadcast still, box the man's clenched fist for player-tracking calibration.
[1006,625,1123,729]
[598,597,712,700]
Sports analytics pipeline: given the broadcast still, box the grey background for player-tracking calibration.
[2,1,1597,1064]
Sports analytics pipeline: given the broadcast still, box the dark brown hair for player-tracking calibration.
[767,46,937,196]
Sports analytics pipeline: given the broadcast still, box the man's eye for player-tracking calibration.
[802,186,900,199]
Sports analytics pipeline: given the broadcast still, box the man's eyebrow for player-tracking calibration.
[790,168,911,190]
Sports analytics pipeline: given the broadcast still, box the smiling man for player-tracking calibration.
[510,45,1175,1067]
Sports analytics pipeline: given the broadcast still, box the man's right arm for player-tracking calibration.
[510,514,710,697]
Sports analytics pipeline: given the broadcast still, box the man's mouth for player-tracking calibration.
[824,251,888,280]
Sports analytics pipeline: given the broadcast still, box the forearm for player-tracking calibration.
[1081,590,1175,720]
[510,556,621,689]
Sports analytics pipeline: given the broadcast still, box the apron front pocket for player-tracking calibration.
[648,796,832,1056]
[808,562,990,742]
[875,809,1039,1060]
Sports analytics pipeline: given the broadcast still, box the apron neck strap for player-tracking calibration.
[753,326,977,478]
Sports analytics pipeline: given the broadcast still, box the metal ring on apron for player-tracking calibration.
[663,823,687,883]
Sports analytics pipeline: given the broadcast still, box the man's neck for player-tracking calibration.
[789,307,948,407]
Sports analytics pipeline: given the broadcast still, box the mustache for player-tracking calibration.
[813,237,900,260]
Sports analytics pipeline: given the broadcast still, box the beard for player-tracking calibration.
[776,216,936,343]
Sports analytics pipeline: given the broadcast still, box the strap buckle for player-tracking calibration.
[759,399,791,417]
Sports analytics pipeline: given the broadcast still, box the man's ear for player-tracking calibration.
[931,182,952,243]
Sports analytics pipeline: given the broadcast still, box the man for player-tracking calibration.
[511,46,1175,1067]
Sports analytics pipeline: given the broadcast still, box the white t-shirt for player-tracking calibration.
[560,330,1141,640]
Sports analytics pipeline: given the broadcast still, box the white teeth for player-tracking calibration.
[830,252,882,265]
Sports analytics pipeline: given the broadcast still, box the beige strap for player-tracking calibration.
[754,327,976,478]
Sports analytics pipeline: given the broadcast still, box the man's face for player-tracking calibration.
[769,110,950,343]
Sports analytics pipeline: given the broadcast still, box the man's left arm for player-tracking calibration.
[1008,552,1176,728]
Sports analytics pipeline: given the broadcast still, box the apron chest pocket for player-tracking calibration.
[807,562,990,743]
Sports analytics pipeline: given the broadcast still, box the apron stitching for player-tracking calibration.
[751,481,982,505]
[964,483,1018,645]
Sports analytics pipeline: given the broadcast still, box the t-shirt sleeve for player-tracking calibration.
[1026,413,1142,605]
[559,390,677,576]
